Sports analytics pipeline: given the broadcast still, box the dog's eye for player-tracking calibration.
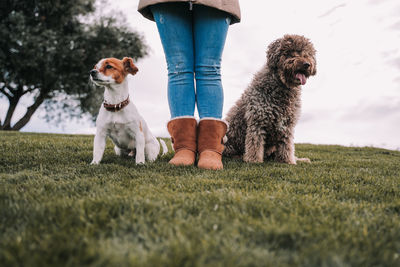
[105,65,113,69]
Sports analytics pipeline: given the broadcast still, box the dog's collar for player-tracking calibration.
[103,95,130,112]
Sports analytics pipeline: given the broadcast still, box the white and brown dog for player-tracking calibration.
[89,57,167,164]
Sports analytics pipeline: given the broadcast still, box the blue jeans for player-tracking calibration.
[151,3,230,119]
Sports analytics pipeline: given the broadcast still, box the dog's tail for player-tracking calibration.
[158,138,169,156]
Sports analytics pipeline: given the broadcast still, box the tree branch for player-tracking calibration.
[0,85,12,99]
[1,96,20,130]
[11,92,47,131]
[0,83,28,130]
[25,86,38,94]
[1,83,45,130]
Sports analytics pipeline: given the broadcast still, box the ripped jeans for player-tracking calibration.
[151,3,230,119]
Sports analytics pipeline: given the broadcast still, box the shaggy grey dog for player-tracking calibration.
[224,34,317,164]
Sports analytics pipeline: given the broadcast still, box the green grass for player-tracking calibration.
[1,131,400,267]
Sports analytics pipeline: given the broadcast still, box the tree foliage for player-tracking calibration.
[0,0,148,130]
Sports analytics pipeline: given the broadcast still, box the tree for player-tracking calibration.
[0,0,148,130]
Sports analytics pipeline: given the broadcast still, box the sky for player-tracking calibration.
[3,0,400,150]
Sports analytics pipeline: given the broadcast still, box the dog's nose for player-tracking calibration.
[90,69,97,76]
[303,62,311,70]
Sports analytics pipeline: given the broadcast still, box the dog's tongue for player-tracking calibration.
[296,73,307,85]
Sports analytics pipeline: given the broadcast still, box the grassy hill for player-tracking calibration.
[1,131,400,267]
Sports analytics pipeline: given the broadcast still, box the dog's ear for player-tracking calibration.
[266,38,282,70]
[311,59,317,76]
[122,57,138,75]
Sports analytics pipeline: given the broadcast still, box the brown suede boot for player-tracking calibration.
[167,117,197,166]
[197,119,228,170]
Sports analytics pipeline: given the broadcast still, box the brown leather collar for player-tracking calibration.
[103,95,130,112]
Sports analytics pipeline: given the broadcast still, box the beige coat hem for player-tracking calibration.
[137,0,241,25]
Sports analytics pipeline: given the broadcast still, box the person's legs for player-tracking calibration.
[193,5,230,119]
[151,3,195,118]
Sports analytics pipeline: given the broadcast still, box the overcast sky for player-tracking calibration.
[4,0,400,150]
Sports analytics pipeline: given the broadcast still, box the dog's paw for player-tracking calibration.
[285,159,297,165]
[146,154,158,162]
[146,149,159,162]
[135,156,145,165]
[275,157,296,164]
[90,160,100,165]
[296,157,311,163]
[135,150,146,164]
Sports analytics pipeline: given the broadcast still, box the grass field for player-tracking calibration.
[1,131,400,267]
